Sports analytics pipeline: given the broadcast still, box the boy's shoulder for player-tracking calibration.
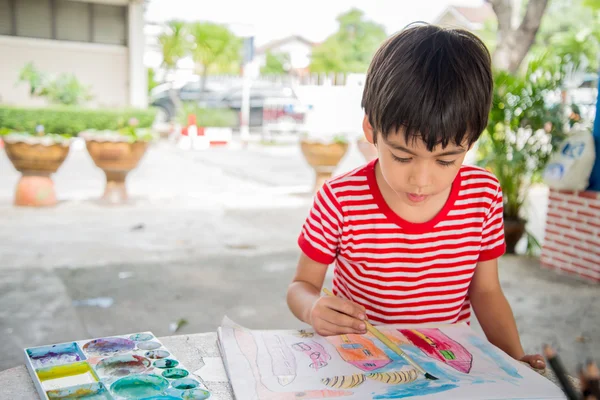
[325,161,373,194]
[457,164,502,194]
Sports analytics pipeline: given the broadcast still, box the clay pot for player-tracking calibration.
[85,140,149,204]
[300,139,349,193]
[357,138,377,161]
[504,217,526,254]
[4,141,70,206]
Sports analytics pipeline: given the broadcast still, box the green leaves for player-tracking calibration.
[309,8,387,74]
[0,106,157,136]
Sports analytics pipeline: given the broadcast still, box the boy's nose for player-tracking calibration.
[408,166,431,189]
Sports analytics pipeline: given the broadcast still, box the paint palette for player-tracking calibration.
[24,332,211,400]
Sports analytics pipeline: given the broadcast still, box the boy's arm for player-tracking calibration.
[287,253,367,336]
[470,258,545,368]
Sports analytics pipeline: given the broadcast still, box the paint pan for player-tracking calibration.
[95,354,151,378]
[129,333,154,342]
[37,361,100,392]
[26,342,86,369]
[145,350,170,359]
[171,378,200,390]
[153,359,179,369]
[110,374,169,398]
[181,389,211,400]
[161,368,189,379]
[82,338,135,356]
[136,341,161,351]
[46,382,113,400]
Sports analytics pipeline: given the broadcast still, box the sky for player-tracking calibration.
[145,0,485,46]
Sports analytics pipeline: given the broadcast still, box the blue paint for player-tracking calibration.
[27,342,86,369]
[374,381,459,399]
[467,335,522,379]
[171,378,200,390]
[111,374,168,398]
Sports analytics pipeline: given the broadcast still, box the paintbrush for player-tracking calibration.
[543,344,579,400]
[322,288,438,381]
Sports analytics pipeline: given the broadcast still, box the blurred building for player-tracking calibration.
[0,0,147,108]
[434,3,495,32]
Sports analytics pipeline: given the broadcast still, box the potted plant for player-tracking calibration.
[300,134,349,193]
[1,127,72,207]
[476,59,567,254]
[81,118,155,204]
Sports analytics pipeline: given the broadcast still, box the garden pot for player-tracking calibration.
[4,140,70,207]
[504,217,526,254]
[300,139,348,193]
[85,140,148,204]
[357,138,378,162]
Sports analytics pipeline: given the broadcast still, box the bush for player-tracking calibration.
[177,103,237,127]
[0,106,157,136]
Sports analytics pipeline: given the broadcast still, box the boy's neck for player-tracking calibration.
[374,162,452,225]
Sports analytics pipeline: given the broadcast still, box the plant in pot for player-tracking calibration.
[476,58,567,254]
[1,126,72,207]
[300,133,349,193]
[81,118,156,204]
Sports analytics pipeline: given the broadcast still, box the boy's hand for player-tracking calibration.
[520,354,546,370]
[309,296,367,336]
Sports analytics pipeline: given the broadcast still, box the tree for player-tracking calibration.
[157,20,189,114]
[261,51,289,75]
[157,20,189,82]
[489,0,550,73]
[310,8,387,73]
[189,22,241,96]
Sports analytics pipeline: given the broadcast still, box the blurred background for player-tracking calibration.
[0,0,598,376]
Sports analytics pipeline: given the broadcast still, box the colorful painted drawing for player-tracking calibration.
[326,334,392,372]
[400,329,473,374]
[322,370,418,389]
[263,334,297,386]
[291,341,332,371]
[233,327,353,399]
[218,318,567,400]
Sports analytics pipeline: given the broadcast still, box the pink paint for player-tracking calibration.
[291,341,331,371]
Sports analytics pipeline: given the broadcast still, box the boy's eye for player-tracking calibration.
[437,160,456,167]
[392,155,412,163]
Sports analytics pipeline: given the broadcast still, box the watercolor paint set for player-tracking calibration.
[24,332,211,400]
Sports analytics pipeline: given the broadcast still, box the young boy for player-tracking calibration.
[287,24,545,370]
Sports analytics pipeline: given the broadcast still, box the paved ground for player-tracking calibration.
[0,136,597,376]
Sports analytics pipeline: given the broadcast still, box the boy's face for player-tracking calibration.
[363,116,469,206]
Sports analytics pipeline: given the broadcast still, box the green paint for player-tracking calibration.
[161,368,189,379]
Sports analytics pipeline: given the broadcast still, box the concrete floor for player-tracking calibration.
[0,138,597,376]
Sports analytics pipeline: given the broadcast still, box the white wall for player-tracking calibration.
[0,36,128,108]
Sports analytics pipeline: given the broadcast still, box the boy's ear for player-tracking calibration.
[363,115,375,145]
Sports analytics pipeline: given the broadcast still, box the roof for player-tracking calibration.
[256,35,316,54]
[435,3,495,28]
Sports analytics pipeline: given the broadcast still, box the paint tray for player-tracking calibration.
[24,332,211,400]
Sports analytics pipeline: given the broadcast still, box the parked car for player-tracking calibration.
[202,84,307,128]
[150,81,227,122]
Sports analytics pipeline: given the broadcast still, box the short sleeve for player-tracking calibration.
[479,186,507,262]
[298,182,343,265]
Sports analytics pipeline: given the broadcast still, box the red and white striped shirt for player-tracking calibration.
[298,159,506,325]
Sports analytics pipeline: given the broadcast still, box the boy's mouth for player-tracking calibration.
[406,193,428,203]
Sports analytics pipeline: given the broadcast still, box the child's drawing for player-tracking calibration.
[291,340,331,371]
[326,334,392,372]
[218,318,566,400]
[399,329,473,374]
[263,334,296,386]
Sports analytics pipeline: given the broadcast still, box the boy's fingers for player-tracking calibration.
[317,319,365,335]
[322,309,366,332]
[325,297,366,320]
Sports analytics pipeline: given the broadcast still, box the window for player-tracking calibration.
[0,0,127,46]
[93,4,127,45]
[15,0,52,39]
[0,0,13,35]
[56,0,90,42]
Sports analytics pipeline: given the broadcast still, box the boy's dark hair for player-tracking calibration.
[361,23,493,151]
